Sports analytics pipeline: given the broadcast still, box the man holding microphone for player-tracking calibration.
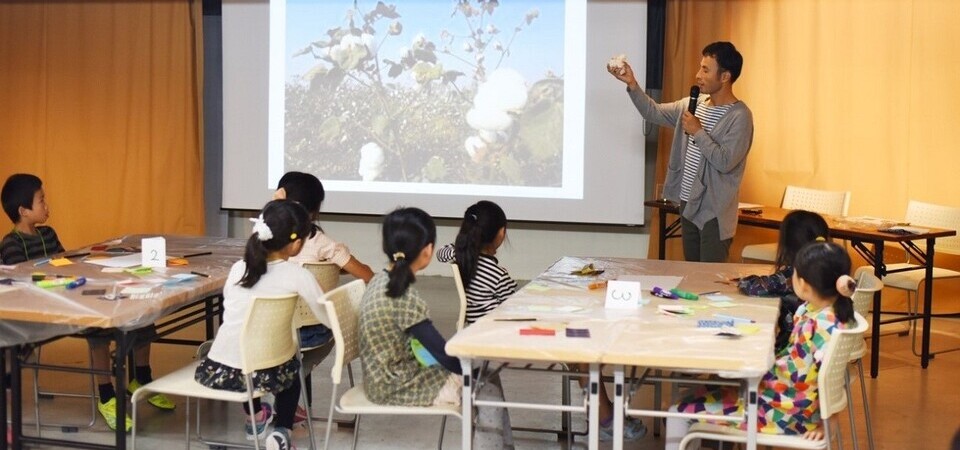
[609,42,754,262]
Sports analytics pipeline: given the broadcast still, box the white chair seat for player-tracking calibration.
[683,423,827,449]
[131,362,265,404]
[859,264,960,291]
[338,384,461,417]
[741,243,777,262]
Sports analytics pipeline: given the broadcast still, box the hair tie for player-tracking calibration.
[392,251,406,261]
[249,215,274,241]
[836,274,856,297]
[815,236,826,242]
[469,213,478,221]
[290,232,298,240]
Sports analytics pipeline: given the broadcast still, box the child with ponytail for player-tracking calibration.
[195,200,326,450]
[436,200,518,325]
[359,207,513,448]
[664,241,857,450]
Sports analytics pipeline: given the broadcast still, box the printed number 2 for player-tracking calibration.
[150,250,159,261]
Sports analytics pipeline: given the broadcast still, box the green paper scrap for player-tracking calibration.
[124,266,153,275]
[525,284,550,292]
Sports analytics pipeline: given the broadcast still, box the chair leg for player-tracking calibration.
[437,416,448,450]
[246,375,262,450]
[856,360,875,450]
[653,369,662,437]
[297,363,317,449]
[323,385,337,450]
[351,414,362,450]
[185,397,191,450]
[845,369,859,450]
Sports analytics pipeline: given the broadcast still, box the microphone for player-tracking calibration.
[688,85,700,114]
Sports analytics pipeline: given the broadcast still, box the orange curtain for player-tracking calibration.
[0,0,205,249]
[650,0,960,311]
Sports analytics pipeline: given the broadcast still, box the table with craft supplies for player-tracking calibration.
[0,235,246,450]
[446,256,778,450]
[645,200,957,377]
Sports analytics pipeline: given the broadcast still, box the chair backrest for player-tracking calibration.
[239,294,300,374]
[817,312,869,419]
[782,185,851,217]
[450,263,468,331]
[322,280,366,385]
[297,262,341,326]
[904,200,960,256]
[851,272,884,319]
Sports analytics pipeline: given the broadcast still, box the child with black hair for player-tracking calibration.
[274,171,374,282]
[195,200,326,450]
[665,241,857,450]
[738,210,830,352]
[1,173,172,432]
[436,200,517,325]
[359,207,513,448]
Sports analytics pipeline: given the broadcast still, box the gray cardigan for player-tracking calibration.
[628,87,754,241]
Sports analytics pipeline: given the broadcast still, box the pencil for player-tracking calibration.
[183,252,213,258]
[190,271,210,278]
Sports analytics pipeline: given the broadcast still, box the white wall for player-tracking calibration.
[227,212,650,280]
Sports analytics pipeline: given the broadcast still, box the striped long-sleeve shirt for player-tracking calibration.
[436,244,518,324]
[0,226,65,264]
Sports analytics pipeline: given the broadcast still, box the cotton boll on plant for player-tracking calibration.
[357,142,385,181]
[473,69,528,113]
[467,107,513,132]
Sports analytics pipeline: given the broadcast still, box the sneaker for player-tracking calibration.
[127,379,176,410]
[292,405,309,427]
[598,416,647,442]
[245,403,273,441]
[266,427,296,450]
[97,397,133,432]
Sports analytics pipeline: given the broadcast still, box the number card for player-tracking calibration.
[604,280,641,309]
[141,237,167,268]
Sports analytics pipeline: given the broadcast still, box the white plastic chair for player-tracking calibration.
[741,186,851,262]
[298,261,341,328]
[131,294,317,450]
[678,312,869,450]
[847,273,882,450]
[319,280,461,450]
[450,263,468,331]
[855,200,960,357]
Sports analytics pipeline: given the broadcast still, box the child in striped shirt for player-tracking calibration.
[436,201,517,325]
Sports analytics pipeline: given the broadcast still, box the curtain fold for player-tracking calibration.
[0,0,205,249]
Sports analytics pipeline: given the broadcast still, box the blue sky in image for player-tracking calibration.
[285,0,565,86]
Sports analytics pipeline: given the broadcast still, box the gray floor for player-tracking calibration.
[13,275,960,449]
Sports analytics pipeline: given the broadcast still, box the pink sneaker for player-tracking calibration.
[293,405,309,426]
[245,403,273,440]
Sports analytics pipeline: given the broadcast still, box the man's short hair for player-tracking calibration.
[1,173,43,223]
[702,42,743,83]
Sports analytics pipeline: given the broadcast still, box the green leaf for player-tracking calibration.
[317,116,342,146]
[371,115,391,137]
[498,154,523,184]
[422,156,447,181]
[517,98,563,161]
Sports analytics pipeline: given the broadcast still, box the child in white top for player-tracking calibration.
[195,200,325,450]
[273,171,373,282]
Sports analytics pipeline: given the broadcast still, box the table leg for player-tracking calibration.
[11,346,22,450]
[921,238,935,368]
[870,241,885,378]
[460,358,473,450]
[1,347,7,450]
[613,367,624,450]
[588,364,599,450]
[746,379,759,450]
[658,208,668,260]
[114,330,130,450]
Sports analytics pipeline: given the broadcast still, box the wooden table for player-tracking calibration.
[0,235,245,450]
[446,256,778,450]
[645,200,958,377]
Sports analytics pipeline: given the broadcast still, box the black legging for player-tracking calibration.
[243,378,301,429]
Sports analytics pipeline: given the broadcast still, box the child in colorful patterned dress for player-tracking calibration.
[665,241,857,449]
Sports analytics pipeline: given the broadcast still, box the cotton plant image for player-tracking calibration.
[284,0,565,187]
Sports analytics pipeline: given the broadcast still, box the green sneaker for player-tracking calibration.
[127,379,176,410]
[97,397,133,432]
